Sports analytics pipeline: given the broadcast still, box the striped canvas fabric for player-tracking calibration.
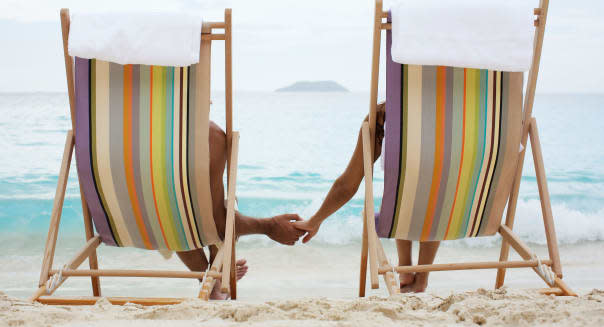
[74,55,220,251]
[375,24,524,241]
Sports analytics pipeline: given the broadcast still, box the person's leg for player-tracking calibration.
[176,249,210,273]
[406,241,440,293]
[396,240,414,290]
[177,123,248,299]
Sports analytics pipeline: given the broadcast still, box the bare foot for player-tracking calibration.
[209,279,229,300]
[266,214,305,245]
[400,275,416,293]
[236,259,248,280]
[399,272,415,289]
[209,259,248,300]
[403,272,429,293]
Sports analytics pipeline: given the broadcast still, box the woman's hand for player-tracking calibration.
[293,219,322,243]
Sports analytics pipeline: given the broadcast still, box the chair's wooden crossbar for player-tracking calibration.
[36,296,187,306]
[202,34,226,41]
[379,259,552,275]
[363,0,573,298]
[48,269,221,279]
[205,21,226,29]
[33,7,237,305]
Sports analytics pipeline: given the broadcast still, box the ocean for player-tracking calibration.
[1,92,603,299]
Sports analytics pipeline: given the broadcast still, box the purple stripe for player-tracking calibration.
[74,57,117,246]
[376,15,402,238]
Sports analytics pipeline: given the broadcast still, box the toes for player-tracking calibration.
[399,273,415,287]
[235,259,248,281]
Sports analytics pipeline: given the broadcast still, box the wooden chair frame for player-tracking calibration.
[360,0,576,297]
[30,8,239,305]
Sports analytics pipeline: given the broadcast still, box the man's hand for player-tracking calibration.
[293,219,321,243]
[267,214,305,246]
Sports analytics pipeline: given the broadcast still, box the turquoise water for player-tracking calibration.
[1,92,603,247]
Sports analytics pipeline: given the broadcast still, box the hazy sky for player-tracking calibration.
[1,0,603,93]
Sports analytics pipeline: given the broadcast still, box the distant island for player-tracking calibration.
[276,80,349,92]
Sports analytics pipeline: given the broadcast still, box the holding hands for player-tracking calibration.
[264,214,319,245]
[293,219,321,243]
[266,214,306,245]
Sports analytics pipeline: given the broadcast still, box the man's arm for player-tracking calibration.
[295,103,385,243]
[235,211,304,246]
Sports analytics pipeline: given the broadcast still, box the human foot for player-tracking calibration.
[209,279,229,300]
[399,272,415,289]
[236,259,248,280]
[401,272,429,293]
[208,259,248,300]
[266,214,305,245]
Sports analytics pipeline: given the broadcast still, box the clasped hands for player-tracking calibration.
[266,214,321,245]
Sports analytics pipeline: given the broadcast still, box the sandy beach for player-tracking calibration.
[2,288,604,326]
[2,242,604,326]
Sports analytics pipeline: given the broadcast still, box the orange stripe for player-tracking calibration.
[148,66,171,249]
[420,67,447,240]
[444,68,467,239]
[123,65,152,249]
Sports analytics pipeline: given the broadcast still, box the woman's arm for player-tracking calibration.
[295,103,385,243]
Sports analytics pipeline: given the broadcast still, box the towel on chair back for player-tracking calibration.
[68,12,202,67]
[390,0,535,72]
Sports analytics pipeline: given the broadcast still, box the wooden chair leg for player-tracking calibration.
[199,246,224,301]
[359,216,368,297]
[39,130,74,288]
[499,225,576,296]
[376,239,400,296]
[496,151,525,289]
[496,0,550,290]
[529,118,562,277]
[221,132,239,295]
[361,123,380,289]
[80,195,101,296]
[229,224,237,300]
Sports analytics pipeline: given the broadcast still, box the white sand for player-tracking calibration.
[3,242,604,325]
[2,288,604,326]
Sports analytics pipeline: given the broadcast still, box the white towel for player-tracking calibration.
[390,0,535,72]
[68,11,202,67]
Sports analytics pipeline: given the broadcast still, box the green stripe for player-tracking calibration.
[165,67,189,249]
[460,69,489,235]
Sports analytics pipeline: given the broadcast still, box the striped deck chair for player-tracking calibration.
[31,8,239,305]
[359,0,575,297]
